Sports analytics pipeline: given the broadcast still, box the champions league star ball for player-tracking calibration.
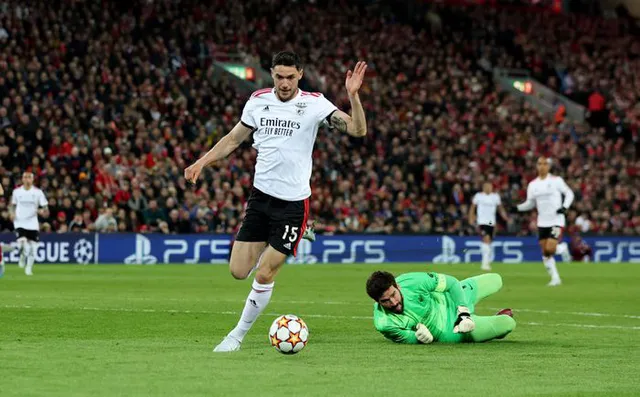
[269,314,309,354]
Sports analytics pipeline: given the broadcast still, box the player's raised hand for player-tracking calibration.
[415,323,434,344]
[345,61,367,96]
[184,161,204,184]
[453,306,475,333]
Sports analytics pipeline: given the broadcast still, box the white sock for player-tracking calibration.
[18,239,27,268]
[555,242,567,255]
[558,242,572,262]
[543,256,560,281]
[228,279,274,341]
[481,243,491,267]
[26,241,37,274]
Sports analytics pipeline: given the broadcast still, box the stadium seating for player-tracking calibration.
[0,0,638,236]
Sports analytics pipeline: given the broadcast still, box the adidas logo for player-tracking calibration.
[263,105,270,111]
[283,242,292,250]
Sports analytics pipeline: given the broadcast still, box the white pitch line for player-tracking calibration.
[7,296,640,320]
[523,322,640,331]
[487,307,640,320]
[2,304,640,331]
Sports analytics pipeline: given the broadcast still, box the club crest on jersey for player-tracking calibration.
[295,102,307,116]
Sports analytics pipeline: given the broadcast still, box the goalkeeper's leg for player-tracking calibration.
[468,314,516,342]
[460,273,503,308]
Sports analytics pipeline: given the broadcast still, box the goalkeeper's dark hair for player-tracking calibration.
[271,51,303,70]
[366,271,397,301]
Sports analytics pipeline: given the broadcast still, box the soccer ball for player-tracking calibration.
[269,314,309,354]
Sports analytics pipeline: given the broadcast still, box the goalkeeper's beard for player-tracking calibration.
[390,296,404,313]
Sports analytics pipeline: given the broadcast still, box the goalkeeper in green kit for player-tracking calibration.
[366,271,516,344]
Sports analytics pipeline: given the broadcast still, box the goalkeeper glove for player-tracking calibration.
[415,323,434,344]
[556,207,567,215]
[453,306,475,333]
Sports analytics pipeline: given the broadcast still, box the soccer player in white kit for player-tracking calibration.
[184,51,368,352]
[468,182,508,271]
[516,157,574,286]
[10,172,49,276]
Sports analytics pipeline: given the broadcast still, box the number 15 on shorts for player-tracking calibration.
[282,225,299,242]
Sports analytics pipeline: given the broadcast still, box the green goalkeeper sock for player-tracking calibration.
[469,314,516,342]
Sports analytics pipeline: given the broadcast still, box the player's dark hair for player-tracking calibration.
[271,51,302,70]
[366,271,397,301]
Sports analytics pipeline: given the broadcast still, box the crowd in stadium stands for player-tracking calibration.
[0,0,638,238]
[463,4,640,132]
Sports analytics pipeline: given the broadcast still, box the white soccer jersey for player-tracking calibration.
[11,186,48,231]
[517,175,574,227]
[241,88,338,201]
[472,192,501,226]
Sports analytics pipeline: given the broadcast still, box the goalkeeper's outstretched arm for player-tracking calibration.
[380,327,419,344]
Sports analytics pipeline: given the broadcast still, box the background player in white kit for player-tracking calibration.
[516,157,574,286]
[468,182,508,271]
[10,172,49,276]
[184,51,367,352]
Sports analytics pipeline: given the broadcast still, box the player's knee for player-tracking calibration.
[229,267,250,280]
[490,273,503,290]
[228,260,250,280]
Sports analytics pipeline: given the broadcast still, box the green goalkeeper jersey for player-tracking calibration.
[372,272,470,344]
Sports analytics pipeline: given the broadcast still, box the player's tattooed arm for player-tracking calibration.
[329,112,348,133]
[327,106,367,137]
[326,61,368,137]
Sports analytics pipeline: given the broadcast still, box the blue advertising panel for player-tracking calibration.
[0,233,97,264]
[1,233,639,264]
[291,235,640,264]
[97,233,233,264]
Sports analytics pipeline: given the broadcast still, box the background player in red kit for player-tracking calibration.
[184,51,368,352]
[569,234,593,262]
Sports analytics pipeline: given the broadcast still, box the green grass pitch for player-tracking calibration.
[1,262,639,397]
